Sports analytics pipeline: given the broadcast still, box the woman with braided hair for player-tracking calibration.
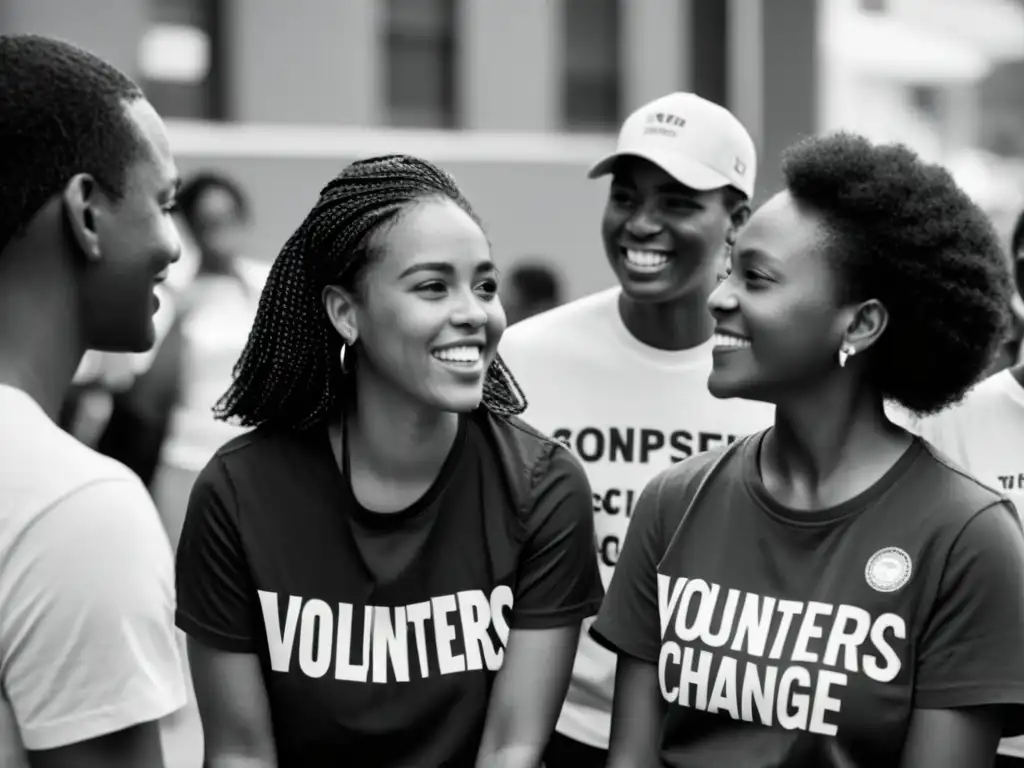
[173,155,603,767]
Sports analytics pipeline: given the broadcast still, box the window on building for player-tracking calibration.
[690,0,728,108]
[385,0,458,128]
[563,0,622,131]
[139,0,227,120]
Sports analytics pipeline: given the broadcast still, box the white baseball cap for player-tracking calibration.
[588,92,757,199]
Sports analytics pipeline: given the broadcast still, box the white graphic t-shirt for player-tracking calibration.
[896,369,1024,514]
[498,287,775,749]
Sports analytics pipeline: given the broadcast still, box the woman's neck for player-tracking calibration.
[345,368,460,482]
[764,375,910,508]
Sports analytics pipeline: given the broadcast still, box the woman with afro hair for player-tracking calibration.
[173,155,603,767]
[593,132,1024,768]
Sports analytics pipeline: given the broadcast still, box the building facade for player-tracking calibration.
[6,0,1021,292]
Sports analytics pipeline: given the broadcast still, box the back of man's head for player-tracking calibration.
[0,34,144,252]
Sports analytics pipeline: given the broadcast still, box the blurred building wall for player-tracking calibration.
[819,0,1024,163]
[0,0,818,300]
[228,0,381,126]
[0,0,146,74]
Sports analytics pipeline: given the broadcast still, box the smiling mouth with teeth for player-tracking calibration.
[712,333,751,349]
[624,248,670,271]
[432,345,482,365]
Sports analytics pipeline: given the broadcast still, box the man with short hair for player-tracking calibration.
[0,34,194,767]
[499,92,775,766]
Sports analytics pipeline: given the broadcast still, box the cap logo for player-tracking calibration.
[734,158,747,176]
[865,547,912,593]
[646,111,686,128]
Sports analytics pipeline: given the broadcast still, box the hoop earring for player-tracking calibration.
[339,343,348,374]
[838,342,854,368]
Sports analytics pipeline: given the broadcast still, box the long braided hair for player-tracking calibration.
[214,154,527,431]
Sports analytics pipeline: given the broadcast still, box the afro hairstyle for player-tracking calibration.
[782,132,1012,416]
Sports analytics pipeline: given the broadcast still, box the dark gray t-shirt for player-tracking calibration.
[593,431,1024,767]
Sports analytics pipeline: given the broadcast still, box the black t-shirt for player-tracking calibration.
[593,431,1024,767]
[175,413,603,767]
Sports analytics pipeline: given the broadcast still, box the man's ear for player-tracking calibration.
[62,173,102,263]
[322,284,359,345]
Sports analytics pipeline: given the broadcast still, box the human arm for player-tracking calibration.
[589,471,672,768]
[475,446,604,768]
[175,457,277,767]
[901,502,1024,768]
[900,707,1002,768]
[26,725,165,768]
[0,478,186,768]
[186,641,277,768]
[475,625,580,768]
[607,656,666,768]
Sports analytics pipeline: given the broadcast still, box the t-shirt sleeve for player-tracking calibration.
[175,455,259,652]
[0,477,186,751]
[589,469,668,664]
[509,445,605,629]
[915,501,1024,731]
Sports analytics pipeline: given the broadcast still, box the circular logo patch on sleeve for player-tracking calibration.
[865,547,912,593]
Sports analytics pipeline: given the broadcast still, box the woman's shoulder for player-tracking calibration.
[197,423,324,489]
[908,438,1013,524]
[480,411,563,465]
[649,434,755,502]
[475,411,586,508]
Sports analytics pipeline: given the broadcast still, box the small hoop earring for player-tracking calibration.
[339,343,348,374]
[838,343,854,368]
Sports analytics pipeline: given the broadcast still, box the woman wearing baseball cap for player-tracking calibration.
[594,133,1024,767]
[499,92,775,767]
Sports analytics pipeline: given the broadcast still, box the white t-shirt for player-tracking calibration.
[498,288,775,749]
[162,260,270,473]
[899,369,1024,514]
[0,385,193,766]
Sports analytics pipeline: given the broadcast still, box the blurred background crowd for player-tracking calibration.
[4,0,1023,546]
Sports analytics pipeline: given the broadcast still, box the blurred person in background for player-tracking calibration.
[901,205,1024,506]
[150,170,270,551]
[502,260,564,325]
[595,133,1024,768]
[0,34,197,768]
[1011,209,1024,365]
[499,92,775,768]
[982,206,1024,374]
[174,155,603,767]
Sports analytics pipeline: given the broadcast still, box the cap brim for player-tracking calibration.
[587,149,732,192]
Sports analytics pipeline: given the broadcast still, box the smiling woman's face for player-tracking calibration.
[706,191,855,403]
[338,197,506,413]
